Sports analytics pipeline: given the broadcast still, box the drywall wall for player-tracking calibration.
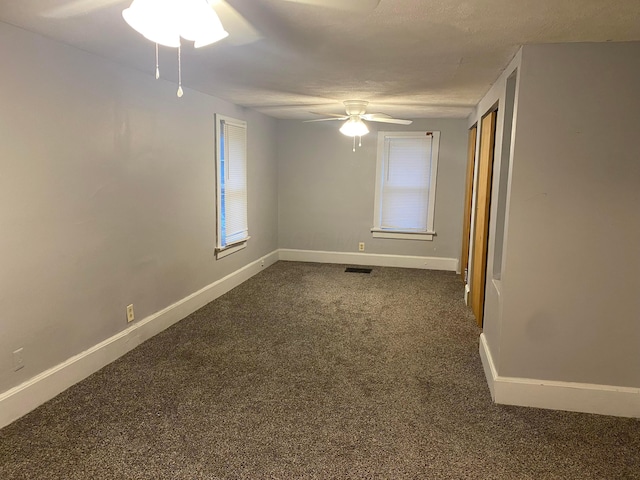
[491,42,640,387]
[277,119,468,260]
[0,22,278,394]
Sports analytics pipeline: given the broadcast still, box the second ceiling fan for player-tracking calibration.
[305,100,413,151]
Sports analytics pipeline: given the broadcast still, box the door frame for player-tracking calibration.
[460,125,477,284]
[470,107,498,327]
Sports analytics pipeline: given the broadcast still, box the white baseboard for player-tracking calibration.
[479,333,640,418]
[278,248,458,271]
[0,250,279,429]
[9,251,635,430]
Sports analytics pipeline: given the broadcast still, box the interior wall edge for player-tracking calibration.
[0,250,280,429]
[467,48,523,130]
[480,334,640,418]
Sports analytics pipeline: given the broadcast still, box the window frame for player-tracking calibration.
[371,130,440,241]
[215,114,249,259]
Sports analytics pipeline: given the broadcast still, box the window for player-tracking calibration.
[372,131,440,241]
[215,114,248,258]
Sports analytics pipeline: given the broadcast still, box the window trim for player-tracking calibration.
[215,238,250,259]
[371,131,440,241]
[215,114,248,259]
[370,229,435,241]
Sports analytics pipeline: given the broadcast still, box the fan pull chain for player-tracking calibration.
[352,136,356,152]
[155,43,160,79]
[358,135,362,147]
[177,45,184,98]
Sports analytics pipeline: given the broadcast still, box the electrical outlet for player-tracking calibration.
[13,348,24,371]
[126,304,135,323]
[358,242,365,251]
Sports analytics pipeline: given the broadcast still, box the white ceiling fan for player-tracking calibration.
[305,100,413,150]
[44,0,381,46]
[42,0,379,97]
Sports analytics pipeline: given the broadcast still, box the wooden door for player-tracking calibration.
[460,126,477,283]
[471,109,497,327]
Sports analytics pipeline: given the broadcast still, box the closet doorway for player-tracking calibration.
[470,109,497,327]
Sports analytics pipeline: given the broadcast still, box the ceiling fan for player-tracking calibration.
[305,100,413,151]
[44,0,382,46]
[43,0,381,96]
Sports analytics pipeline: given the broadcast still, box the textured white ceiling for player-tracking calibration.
[1,0,639,119]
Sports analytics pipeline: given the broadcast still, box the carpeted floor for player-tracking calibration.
[1,261,638,479]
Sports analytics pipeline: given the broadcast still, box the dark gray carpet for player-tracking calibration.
[1,261,638,479]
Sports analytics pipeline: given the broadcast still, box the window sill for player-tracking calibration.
[370,229,435,241]
[216,238,249,259]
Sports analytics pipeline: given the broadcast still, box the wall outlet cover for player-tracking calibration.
[13,348,25,371]
[126,304,135,323]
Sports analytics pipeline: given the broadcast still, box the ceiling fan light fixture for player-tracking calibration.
[181,0,229,48]
[123,0,230,97]
[123,0,181,47]
[340,117,369,137]
[123,0,228,48]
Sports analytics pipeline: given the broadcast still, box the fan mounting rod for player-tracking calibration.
[344,100,369,116]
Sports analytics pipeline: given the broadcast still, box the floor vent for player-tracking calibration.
[345,267,372,274]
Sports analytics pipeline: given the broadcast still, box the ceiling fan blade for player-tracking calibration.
[309,112,349,118]
[303,117,347,123]
[279,0,380,13]
[211,0,262,46]
[364,114,413,125]
[362,113,391,120]
[43,0,122,18]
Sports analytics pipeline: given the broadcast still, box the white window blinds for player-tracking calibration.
[381,136,432,231]
[216,115,248,250]
[373,131,440,239]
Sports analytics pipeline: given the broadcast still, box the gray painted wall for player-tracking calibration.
[0,23,278,393]
[478,42,640,387]
[277,119,468,259]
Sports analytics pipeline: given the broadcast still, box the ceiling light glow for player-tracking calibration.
[339,117,369,137]
[122,0,228,48]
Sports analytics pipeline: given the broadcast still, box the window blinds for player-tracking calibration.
[220,119,248,246]
[380,135,433,231]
